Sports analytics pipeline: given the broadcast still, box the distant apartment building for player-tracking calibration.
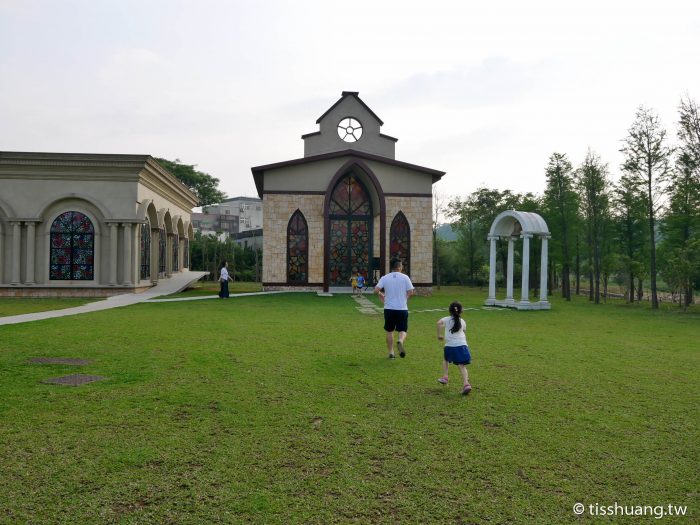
[191,196,262,236]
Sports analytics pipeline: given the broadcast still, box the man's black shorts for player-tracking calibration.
[384,309,409,332]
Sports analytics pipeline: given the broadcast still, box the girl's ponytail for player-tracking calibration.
[448,301,463,334]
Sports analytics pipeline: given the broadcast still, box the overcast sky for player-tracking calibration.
[1,0,698,203]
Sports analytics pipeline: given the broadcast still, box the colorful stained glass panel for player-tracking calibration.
[49,211,94,280]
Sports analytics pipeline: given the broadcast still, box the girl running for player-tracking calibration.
[436,301,472,395]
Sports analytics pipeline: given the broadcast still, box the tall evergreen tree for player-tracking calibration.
[678,96,700,183]
[658,150,700,309]
[613,174,648,302]
[620,107,672,309]
[576,149,611,304]
[543,153,577,300]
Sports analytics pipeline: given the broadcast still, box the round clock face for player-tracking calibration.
[338,117,363,142]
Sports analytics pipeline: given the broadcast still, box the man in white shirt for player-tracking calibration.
[374,258,415,358]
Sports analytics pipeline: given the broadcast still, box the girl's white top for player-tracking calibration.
[220,267,229,281]
[440,316,468,347]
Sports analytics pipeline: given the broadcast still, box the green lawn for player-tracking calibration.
[0,297,99,317]
[158,280,262,298]
[0,288,697,524]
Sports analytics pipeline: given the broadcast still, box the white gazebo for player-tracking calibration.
[485,210,551,310]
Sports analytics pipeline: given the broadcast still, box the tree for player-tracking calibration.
[543,153,578,300]
[658,150,700,309]
[612,173,648,302]
[155,158,227,206]
[576,149,611,304]
[678,96,700,183]
[433,189,447,289]
[620,106,673,309]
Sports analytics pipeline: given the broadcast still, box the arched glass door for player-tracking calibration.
[328,174,372,285]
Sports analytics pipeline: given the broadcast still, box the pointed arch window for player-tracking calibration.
[390,211,410,276]
[50,211,95,280]
[184,238,190,268]
[328,174,372,285]
[287,210,308,283]
[140,221,151,280]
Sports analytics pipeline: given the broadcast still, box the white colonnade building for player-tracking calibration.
[485,210,551,310]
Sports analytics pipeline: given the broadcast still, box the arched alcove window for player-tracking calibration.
[287,210,308,283]
[50,211,95,280]
[184,238,190,268]
[158,227,166,277]
[390,211,410,276]
[140,222,151,280]
[328,174,372,284]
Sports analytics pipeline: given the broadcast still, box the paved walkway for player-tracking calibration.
[0,271,209,326]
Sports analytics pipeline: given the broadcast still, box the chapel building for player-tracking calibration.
[251,91,444,293]
[0,152,198,297]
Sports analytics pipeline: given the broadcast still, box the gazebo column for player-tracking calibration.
[505,236,515,304]
[10,221,21,285]
[121,223,132,285]
[519,233,531,306]
[25,221,36,284]
[540,235,550,306]
[487,235,498,304]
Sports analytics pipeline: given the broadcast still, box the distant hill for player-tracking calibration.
[436,223,458,241]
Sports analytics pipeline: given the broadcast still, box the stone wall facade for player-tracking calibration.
[263,193,433,293]
[262,194,325,285]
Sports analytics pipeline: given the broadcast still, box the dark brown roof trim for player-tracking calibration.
[315,91,384,126]
[263,190,326,196]
[251,149,445,198]
[384,192,433,198]
[379,133,398,142]
[300,131,321,139]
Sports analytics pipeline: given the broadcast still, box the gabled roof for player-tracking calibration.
[251,149,445,198]
[316,91,384,126]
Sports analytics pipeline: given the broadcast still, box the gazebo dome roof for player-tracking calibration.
[489,210,550,237]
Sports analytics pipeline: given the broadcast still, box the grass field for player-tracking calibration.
[0,288,697,524]
[159,281,263,298]
[0,297,99,318]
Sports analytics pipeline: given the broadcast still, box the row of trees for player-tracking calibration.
[440,96,700,310]
[189,232,262,282]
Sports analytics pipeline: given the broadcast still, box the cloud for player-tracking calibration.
[378,57,558,109]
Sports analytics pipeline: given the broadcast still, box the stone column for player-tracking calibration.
[487,235,498,304]
[151,228,159,283]
[121,223,132,285]
[109,223,118,285]
[165,234,173,277]
[25,222,36,284]
[506,236,515,304]
[540,235,550,305]
[11,221,21,285]
[520,233,531,305]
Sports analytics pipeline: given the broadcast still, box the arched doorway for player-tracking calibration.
[327,173,373,285]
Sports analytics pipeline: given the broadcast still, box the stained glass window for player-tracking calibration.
[328,174,372,285]
[390,211,410,276]
[50,211,94,280]
[140,222,151,280]
[287,210,308,283]
[172,234,179,272]
[158,228,166,276]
